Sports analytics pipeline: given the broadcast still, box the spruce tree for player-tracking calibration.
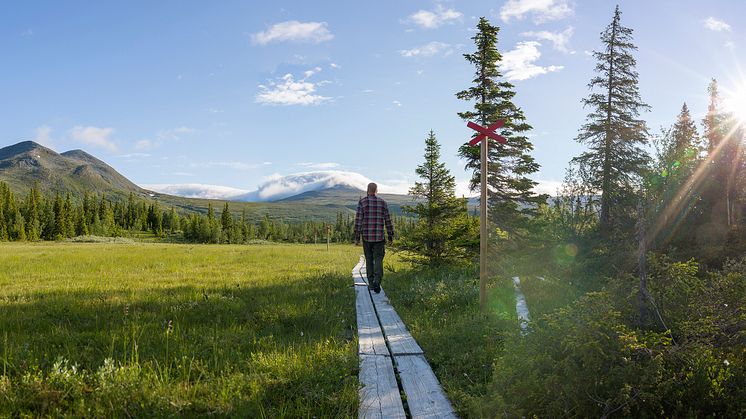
[572,5,650,236]
[702,79,743,228]
[220,202,233,243]
[403,130,471,264]
[457,17,544,235]
[648,103,702,247]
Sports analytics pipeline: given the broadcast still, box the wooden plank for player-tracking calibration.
[356,286,389,356]
[394,354,456,419]
[371,290,423,356]
[359,354,407,419]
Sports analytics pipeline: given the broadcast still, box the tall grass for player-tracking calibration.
[0,242,360,417]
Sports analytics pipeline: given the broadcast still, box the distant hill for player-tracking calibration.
[0,141,473,224]
[0,141,146,198]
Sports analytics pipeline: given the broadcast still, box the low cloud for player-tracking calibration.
[500,0,573,24]
[533,179,563,196]
[704,17,731,32]
[522,27,574,53]
[142,183,249,200]
[70,126,117,152]
[408,5,462,29]
[238,171,412,202]
[256,69,331,106]
[251,21,333,45]
[399,41,452,57]
[500,41,563,81]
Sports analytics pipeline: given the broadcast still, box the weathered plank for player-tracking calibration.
[394,354,456,419]
[370,290,423,356]
[356,286,389,356]
[359,354,407,419]
[353,256,369,285]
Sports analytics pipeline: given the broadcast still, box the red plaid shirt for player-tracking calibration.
[354,195,394,243]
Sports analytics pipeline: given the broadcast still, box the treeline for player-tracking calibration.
[0,182,412,244]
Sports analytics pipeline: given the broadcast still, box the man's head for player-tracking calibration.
[367,182,378,196]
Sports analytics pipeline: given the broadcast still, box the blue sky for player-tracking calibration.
[2,0,745,199]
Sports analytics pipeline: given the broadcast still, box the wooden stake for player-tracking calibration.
[479,129,488,312]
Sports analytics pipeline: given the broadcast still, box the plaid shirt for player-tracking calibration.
[354,195,394,243]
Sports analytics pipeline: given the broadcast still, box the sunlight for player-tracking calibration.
[724,82,746,123]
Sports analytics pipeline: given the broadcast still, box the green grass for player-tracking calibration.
[382,263,518,417]
[382,259,584,418]
[0,242,361,417]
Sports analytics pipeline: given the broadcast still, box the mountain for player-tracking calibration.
[0,141,468,224]
[0,141,145,197]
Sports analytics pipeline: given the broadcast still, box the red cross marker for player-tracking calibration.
[467,120,507,146]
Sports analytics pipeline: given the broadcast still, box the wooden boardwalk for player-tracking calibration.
[353,256,456,419]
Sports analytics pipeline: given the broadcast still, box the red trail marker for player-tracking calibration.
[467,120,506,146]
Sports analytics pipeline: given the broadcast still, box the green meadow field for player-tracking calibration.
[0,242,362,417]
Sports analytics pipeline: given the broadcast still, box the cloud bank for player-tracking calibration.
[142,183,249,200]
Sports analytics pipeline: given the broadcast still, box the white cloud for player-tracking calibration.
[392,100,402,107]
[190,161,272,171]
[135,139,153,151]
[408,5,463,29]
[251,20,333,45]
[142,183,249,200]
[725,41,736,49]
[70,126,117,152]
[329,62,340,69]
[399,41,452,57]
[704,17,731,32]
[500,0,573,24]
[157,126,195,141]
[455,180,476,198]
[297,162,341,170]
[533,179,563,196]
[521,27,574,53]
[33,125,53,147]
[239,170,410,201]
[500,41,563,81]
[256,70,331,106]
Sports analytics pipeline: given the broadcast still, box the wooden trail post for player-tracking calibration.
[467,120,507,312]
[326,224,331,251]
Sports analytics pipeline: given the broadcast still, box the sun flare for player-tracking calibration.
[724,82,746,123]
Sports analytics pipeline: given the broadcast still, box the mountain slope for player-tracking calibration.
[0,141,145,197]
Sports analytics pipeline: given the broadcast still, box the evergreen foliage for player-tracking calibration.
[0,181,410,245]
[572,5,650,237]
[400,130,478,264]
[456,17,544,235]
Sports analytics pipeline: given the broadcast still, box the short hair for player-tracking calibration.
[367,182,378,194]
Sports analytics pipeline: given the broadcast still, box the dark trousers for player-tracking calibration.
[362,240,385,289]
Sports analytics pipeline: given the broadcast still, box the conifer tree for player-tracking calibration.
[702,79,743,227]
[572,5,650,236]
[220,202,233,243]
[457,17,544,235]
[403,130,472,264]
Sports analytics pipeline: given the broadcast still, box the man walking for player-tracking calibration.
[355,182,394,293]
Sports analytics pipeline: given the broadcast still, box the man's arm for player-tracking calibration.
[354,199,364,243]
[383,201,394,243]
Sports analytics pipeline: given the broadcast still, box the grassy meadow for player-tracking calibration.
[383,263,581,417]
[0,242,361,417]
